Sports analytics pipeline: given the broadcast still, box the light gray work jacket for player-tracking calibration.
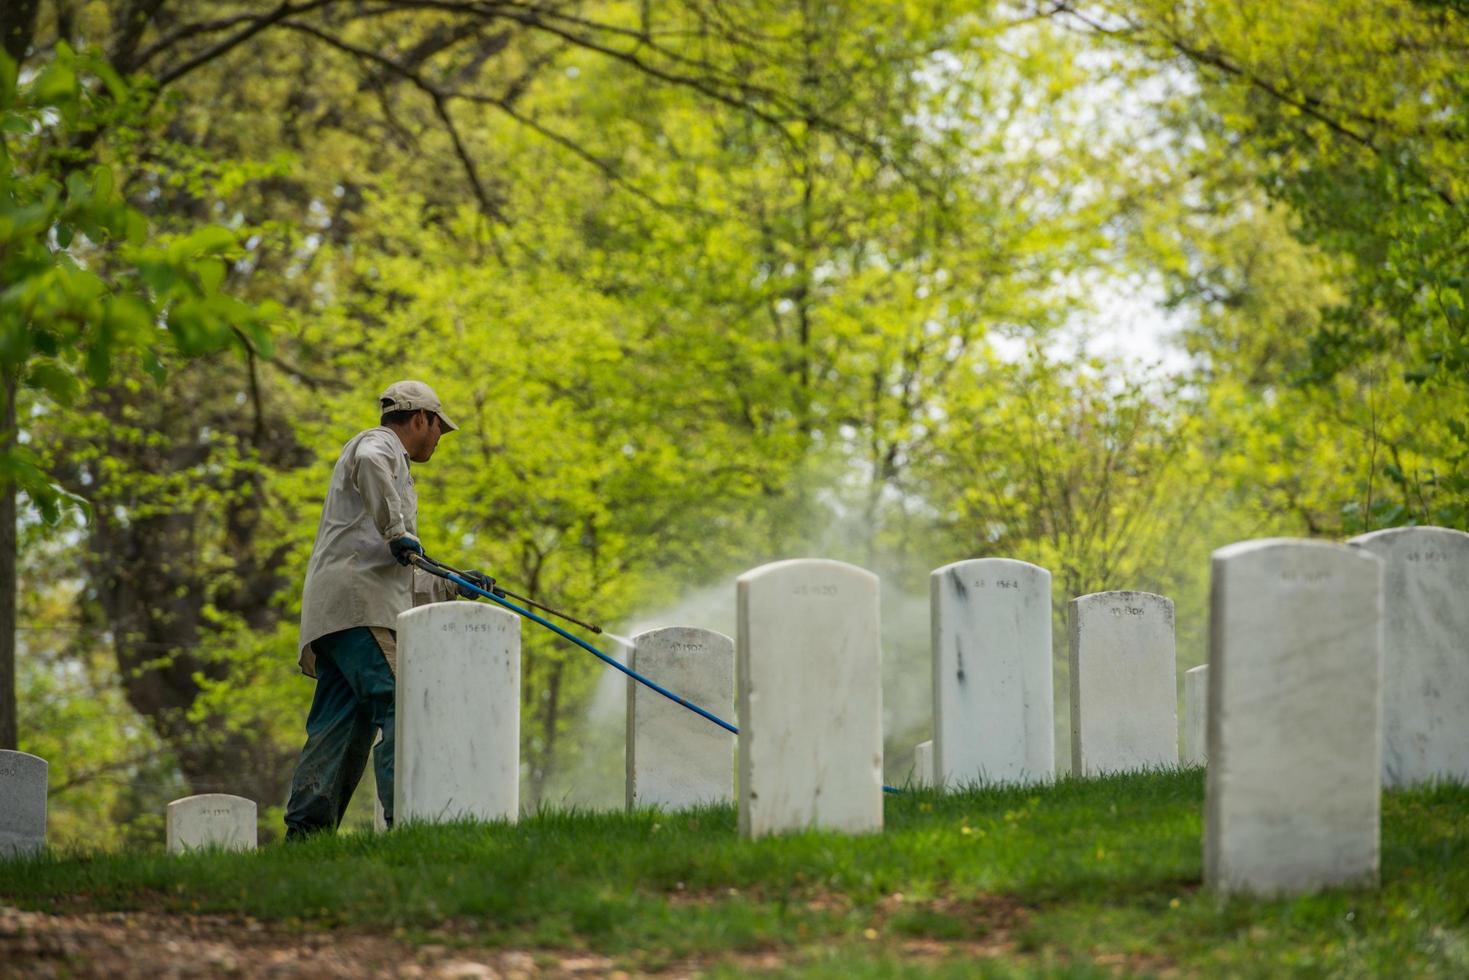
[297,426,451,677]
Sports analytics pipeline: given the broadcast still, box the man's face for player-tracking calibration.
[408,411,443,463]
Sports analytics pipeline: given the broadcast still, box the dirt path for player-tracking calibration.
[0,906,619,979]
[1,899,1034,978]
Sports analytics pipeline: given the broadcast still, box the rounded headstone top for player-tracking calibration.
[1348,525,1469,550]
[0,750,47,772]
[931,557,1050,581]
[398,598,520,629]
[1072,590,1172,609]
[1212,536,1376,563]
[631,625,733,647]
[736,558,878,588]
[167,793,255,809]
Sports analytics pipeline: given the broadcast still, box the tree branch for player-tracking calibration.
[134,3,343,70]
[275,19,507,223]
[156,0,344,86]
[230,325,350,392]
[1050,2,1459,208]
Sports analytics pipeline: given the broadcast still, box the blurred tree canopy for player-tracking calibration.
[3,0,1463,841]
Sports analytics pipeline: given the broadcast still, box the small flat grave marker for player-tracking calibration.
[913,740,933,788]
[1183,665,1209,766]
[166,794,256,853]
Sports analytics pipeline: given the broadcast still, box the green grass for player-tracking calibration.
[3,768,1467,976]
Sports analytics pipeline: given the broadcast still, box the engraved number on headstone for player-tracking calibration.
[1281,569,1332,584]
[1110,606,1147,617]
[792,584,839,597]
[969,578,1021,589]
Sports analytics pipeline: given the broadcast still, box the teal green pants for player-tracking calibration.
[284,627,395,838]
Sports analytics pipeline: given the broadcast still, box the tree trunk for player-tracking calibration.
[56,369,309,803]
[530,659,563,805]
[0,370,16,750]
[0,0,39,62]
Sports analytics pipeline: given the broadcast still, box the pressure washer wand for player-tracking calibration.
[495,586,603,635]
[409,550,904,795]
[408,552,738,736]
[411,552,604,634]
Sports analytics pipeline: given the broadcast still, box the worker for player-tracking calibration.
[283,380,488,839]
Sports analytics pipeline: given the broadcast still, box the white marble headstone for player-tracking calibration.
[395,602,521,824]
[1183,665,1208,767]
[166,794,256,853]
[1205,538,1384,896]
[1349,526,1469,788]
[931,558,1054,786]
[737,559,883,837]
[913,740,933,788]
[1068,591,1178,776]
[626,626,735,810]
[0,750,46,859]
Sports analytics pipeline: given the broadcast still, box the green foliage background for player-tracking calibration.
[5,0,1464,846]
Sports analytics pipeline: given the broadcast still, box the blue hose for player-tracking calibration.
[416,556,903,795]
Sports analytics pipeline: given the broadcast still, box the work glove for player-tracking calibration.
[458,570,503,600]
[388,533,424,566]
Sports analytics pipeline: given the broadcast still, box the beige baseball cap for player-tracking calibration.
[378,380,458,431]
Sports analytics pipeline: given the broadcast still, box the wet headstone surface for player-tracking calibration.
[396,602,521,824]
[1183,665,1209,767]
[626,626,735,810]
[166,794,256,853]
[0,750,46,859]
[1350,526,1469,788]
[931,558,1054,786]
[737,559,883,838]
[1068,591,1178,776]
[1205,538,1384,896]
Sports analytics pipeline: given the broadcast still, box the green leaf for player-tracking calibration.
[89,57,128,102]
[65,169,91,205]
[90,164,115,202]
[84,342,111,386]
[193,258,225,296]
[135,260,182,297]
[141,349,167,383]
[104,294,155,341]
[24,362,80,405]
[28,60,77,109]
[168,226,237,262]
[32,487,60,525]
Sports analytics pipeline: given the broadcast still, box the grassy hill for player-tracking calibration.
[3,769,1466,977]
